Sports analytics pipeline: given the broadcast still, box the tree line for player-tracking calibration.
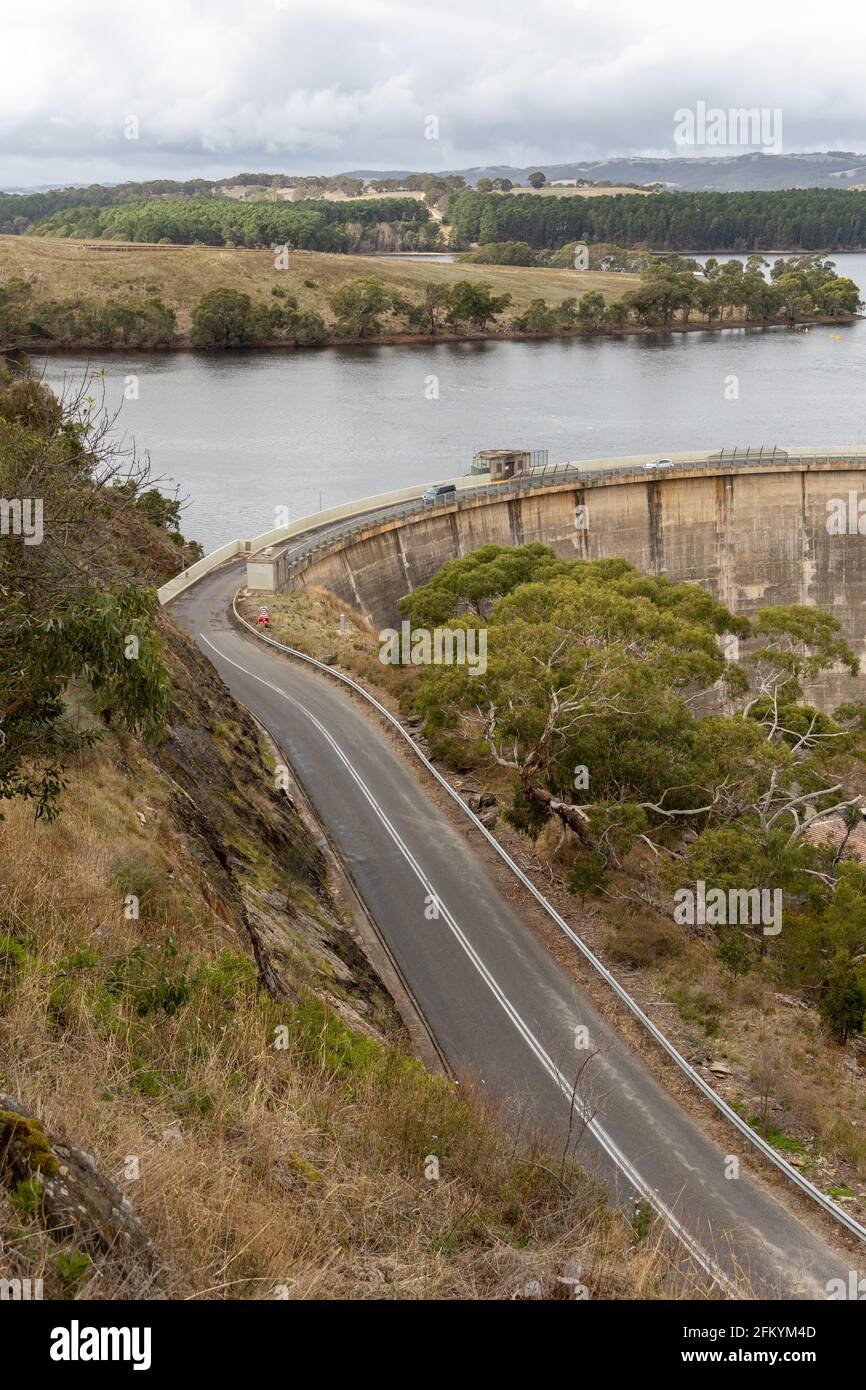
[446,187,866,251]
[26,196,442,253]
[0,276,178,347]
[622,254,861,325]
[459,254,860,329]
[191,279,516,344]
[470,240,653,270]
[2,256,857,352]
[0,175,458,235]
[8,182,866,253]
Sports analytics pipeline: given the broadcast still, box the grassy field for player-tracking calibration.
[520,185,654,197]
[0,235,639,338]
[219,186,651,201]
[220,186,430,203]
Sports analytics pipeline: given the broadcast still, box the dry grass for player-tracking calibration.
[595,893,866,1198]
[0,235,638,338]
[0,709,702,1299]
[245,587,404,687]
[251,587,866,1211]
[518,185,654,197]
[212,185,649,202]
[219,187,429,205]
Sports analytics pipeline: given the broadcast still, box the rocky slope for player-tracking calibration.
[1,494,699,1298]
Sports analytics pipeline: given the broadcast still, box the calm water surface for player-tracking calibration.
[37,253,866,550]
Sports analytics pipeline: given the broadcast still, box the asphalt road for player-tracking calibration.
[172,561,857,1299]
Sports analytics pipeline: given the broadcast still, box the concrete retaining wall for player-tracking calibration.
[286,459,866,707]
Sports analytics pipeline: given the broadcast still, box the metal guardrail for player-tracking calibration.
[278,452,866,583]
[708,446,789,463]
[161,450,866,604]
[231,595,866,1249]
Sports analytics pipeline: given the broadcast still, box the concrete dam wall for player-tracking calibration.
[280,460,866,706]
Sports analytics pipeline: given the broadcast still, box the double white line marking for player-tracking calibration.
[200,632,734,1293]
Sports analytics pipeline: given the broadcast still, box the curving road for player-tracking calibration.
[172,561,856,1299]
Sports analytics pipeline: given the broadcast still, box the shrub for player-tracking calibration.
[568,851,609,896]
[819,967,866,1043]
[716,929,753,977]
[606,917,682,967]
[10,1177,44,1216]
[106,936,195,1016]
[57,1249,92,1292]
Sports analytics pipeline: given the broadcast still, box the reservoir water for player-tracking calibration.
[37,253,866,551]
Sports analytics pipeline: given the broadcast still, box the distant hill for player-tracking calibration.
[9,152,866,201]
[0,182,110,194]
[346,152,866,192]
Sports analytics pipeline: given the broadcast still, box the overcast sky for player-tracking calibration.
[3,0,866,186]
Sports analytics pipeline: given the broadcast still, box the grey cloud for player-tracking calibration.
[2,0,866,185]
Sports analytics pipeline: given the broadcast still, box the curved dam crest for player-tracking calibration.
[272,459,866,707]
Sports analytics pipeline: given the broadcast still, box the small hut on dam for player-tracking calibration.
[470,449,532,480]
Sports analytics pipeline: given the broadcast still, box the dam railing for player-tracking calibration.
[159,447,866,604]
[274,450,866,586]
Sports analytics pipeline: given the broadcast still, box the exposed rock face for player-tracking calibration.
[0,1095,158,1293]
[1,616,399,1298]
[156,618,393,1026]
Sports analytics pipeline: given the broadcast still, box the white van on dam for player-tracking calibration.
[422,482,458,502]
